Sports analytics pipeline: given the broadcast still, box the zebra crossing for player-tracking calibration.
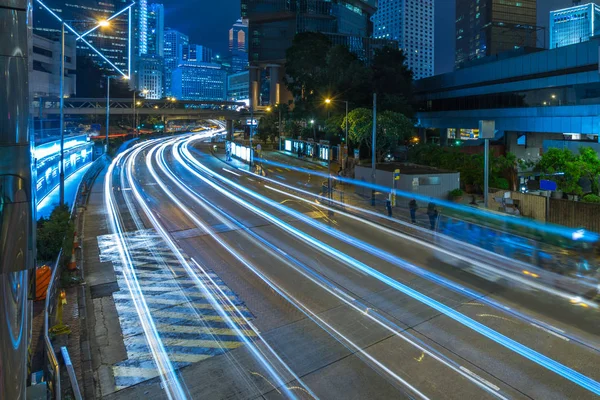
[97,229,256,391]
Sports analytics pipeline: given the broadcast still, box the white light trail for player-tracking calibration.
[177,136,600,397]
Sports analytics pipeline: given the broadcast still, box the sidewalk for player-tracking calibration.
[244,150,598,271]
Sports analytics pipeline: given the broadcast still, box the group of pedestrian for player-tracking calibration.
[408,199,439,230]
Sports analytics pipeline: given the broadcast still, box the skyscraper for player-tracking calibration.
[229,18,248,52]
[147,3,165,57]
[455,0,537,68]
[229,18,248,73]
[33,0,131,75]
[136,2,164,98]
[182,44,213,63]
[242,0,391,107]
[550,2,600,49]
[163,29,189,96]
[372,0,434,80]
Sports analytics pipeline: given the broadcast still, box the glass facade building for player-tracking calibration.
[182,44,213,63]
[372,0,434,79]
[147,3,165,57]
[137,55,163,99]
[163,29,189,96]
[549,3,600,49]
[33,0,131,73]
[171,62,227,101]
[455,0,537,69]
[242,0,378,64]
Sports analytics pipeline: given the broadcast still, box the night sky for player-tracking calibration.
[165,0,578,75]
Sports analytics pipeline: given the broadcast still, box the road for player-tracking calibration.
[99,132,600,400]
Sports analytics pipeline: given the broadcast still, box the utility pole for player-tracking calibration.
[371,93,377,206]
[106,76,111,153]
[59,23,65,206]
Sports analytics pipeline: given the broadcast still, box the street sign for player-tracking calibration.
[478,120,495,139]
[394,169,400,181]
[540,179,558,191]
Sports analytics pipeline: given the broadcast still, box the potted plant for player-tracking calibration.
[449,188,464,202]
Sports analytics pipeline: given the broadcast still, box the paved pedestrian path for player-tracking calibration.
[96,229,256,391]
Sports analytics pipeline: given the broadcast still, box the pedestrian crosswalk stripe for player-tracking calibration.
[97,229,257,392]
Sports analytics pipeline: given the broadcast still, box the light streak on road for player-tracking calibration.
[178,136,600,397]
[105,144,189,400]
[133,138,313,400]
[159,142,511,399]
[149,143,440,400]
[254,157,599,243]
[227,162,600,349]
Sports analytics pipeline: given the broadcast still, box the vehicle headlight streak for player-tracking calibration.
[158,141,513,399]
[105,145,188,400]
[227,164,599,306]
[254,157,599,243]
[178,135,600,397]
[130,138,309,400]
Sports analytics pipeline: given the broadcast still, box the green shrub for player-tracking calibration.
[37,205,72,262]
[449,188,464,197]
[582,194,600,203]
[492,177,510,190]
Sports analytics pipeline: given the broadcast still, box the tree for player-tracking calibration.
[571,147,600,195]
[343,108,414,161]
[371,46,414,116]
[257,112,278,143]
[536,148,580,193]
[285,32,331,102]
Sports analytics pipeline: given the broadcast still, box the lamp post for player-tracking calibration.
[325,97,349,171]
[58,18,110,205]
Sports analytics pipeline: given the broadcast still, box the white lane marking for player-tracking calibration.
[460,367,500,392]
[530,323,570,342]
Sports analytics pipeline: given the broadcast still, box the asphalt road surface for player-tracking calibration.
[100,132,600,400]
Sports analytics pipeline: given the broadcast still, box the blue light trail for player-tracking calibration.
[179,136,600,396]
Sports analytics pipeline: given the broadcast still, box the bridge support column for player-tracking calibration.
[267,64,280,105]
[249,66,261,109]
[226,120,234,141]
[0,1,34,399]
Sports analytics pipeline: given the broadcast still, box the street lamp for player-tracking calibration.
[325,97,350,172]
[58,18,111,205]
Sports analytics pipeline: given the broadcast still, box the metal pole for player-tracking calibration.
[278,106,282,142]
[59,23,65,206]
[249,106,253,167]
[106,76,110,153]
[371,93,377,206]
[484,138,489,208]
[344,100,348,172]
[133,90,136,135]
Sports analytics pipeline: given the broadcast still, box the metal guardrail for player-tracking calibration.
[43,155,107,400]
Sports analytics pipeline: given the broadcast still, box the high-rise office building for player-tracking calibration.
[137,55,163,99]
[33,0,131,75]
[229,18,248,73]
[372,0,434,80]
[455,0,537,68]
[171,62,227,101]
[147,3,165,57]
[242,0,391,107]
[182,44,213,63]
[164,29,189,96]
[229,18,248,52]
[136,2,164,97]
[550,3,600,49]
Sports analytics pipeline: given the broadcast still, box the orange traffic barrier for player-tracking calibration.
[67,248,77,271]
[35,265,52,301]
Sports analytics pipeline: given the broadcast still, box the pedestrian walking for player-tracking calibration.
[409,199,418,223]
[386,197,393,217]
[427,201,438,230]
